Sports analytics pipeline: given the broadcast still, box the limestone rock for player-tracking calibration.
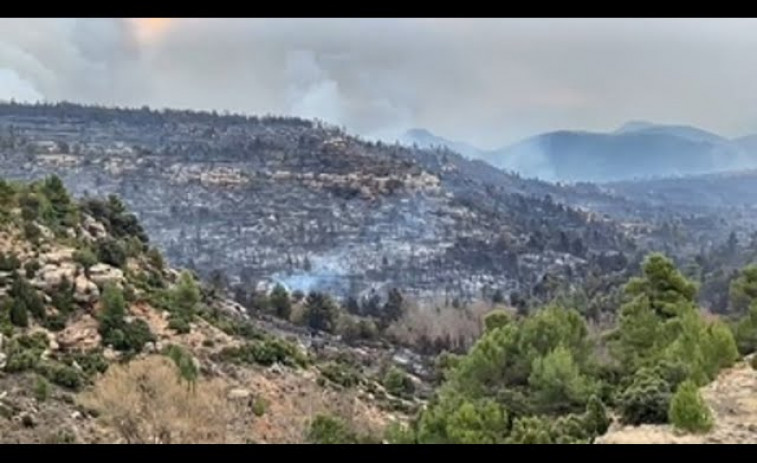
[33,262,77,291]
[81,215,107,240]
[39,248,74,265]
[227,388,253,400]
[74,274,99,304]
[56,315,101,351]
[89,263,124,287]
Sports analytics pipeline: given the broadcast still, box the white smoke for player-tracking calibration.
[284,50,344,126]
[2,18,757,147]
[0,68,42,102]
[0,19,148,105]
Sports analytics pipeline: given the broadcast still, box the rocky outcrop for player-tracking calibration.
[79,215,107,242]
[32,262,78,292]
[56,315,101,351]
[88,264,124,288]
[74,274,99,304]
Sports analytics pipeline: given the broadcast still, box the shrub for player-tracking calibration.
[73,248,98,269]
[483,309,512,333]
[702,321,740,377]
[3,333,48,372]
[669,380,714,433]
[99,284,154,353]
[95,238,127,268]
[163,344,199,388]
[99,283,126,338]
[0,298,13,336]
[303,292,340,333]
[320,362,362,388]
[252,397,268,417]
[146,248,164,271]
[10,277,44,320]
[23,221,42,244]
[9,297,29,327]
[65,350,109,378]
[269,284,291,320]
[4,349,39,372]
[24,260,41,279]
[528,346,594,414]
[583,395,611,437]
[34,375,50,402]
[173,272,200,314]
[18,332,50,351]
[167,314,191,334]
[121,319,155,353]
[357,319,378,340]
[618,370,672,425]
[218,337,308,369]
[506,416,554,444]
[384,422,417,444]
[42,313,67,332]
[752,355,757,370]
[124,236,145,258]
[306,414,361,444]
[383,367,415,398]
[51,278,75,314]
[37,361,83,390]
[550,414,594,443]
[0,252,20,271]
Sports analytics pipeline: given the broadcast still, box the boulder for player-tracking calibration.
[227,388,253,400]
[56,315,101,351]
[39,248,74,265]
[74,274,99,304]
[82,215,107,240]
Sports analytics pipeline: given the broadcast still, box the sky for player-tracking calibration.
[1,18,757,149]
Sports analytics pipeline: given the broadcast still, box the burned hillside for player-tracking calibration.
[0,102,641,307]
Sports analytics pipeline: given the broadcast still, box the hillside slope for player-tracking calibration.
[0,102,638,306]
[0,177,419,443]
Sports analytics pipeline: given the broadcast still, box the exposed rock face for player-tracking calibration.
[56,315,101,351]
[88,264,124,288]
[39,249,75,266]
[74,274,99,304]
[33,262,77,292]
[80,215,108,241]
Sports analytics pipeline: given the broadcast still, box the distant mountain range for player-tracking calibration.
[401,122,757,183]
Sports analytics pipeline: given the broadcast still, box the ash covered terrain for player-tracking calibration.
[0,102,754,308]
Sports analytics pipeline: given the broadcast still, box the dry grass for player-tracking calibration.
[79,355,229,444]
[386,298,508,350]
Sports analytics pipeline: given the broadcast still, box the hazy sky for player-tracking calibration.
[1,18,757,148]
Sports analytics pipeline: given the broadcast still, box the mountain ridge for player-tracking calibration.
[401,123,757,183]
